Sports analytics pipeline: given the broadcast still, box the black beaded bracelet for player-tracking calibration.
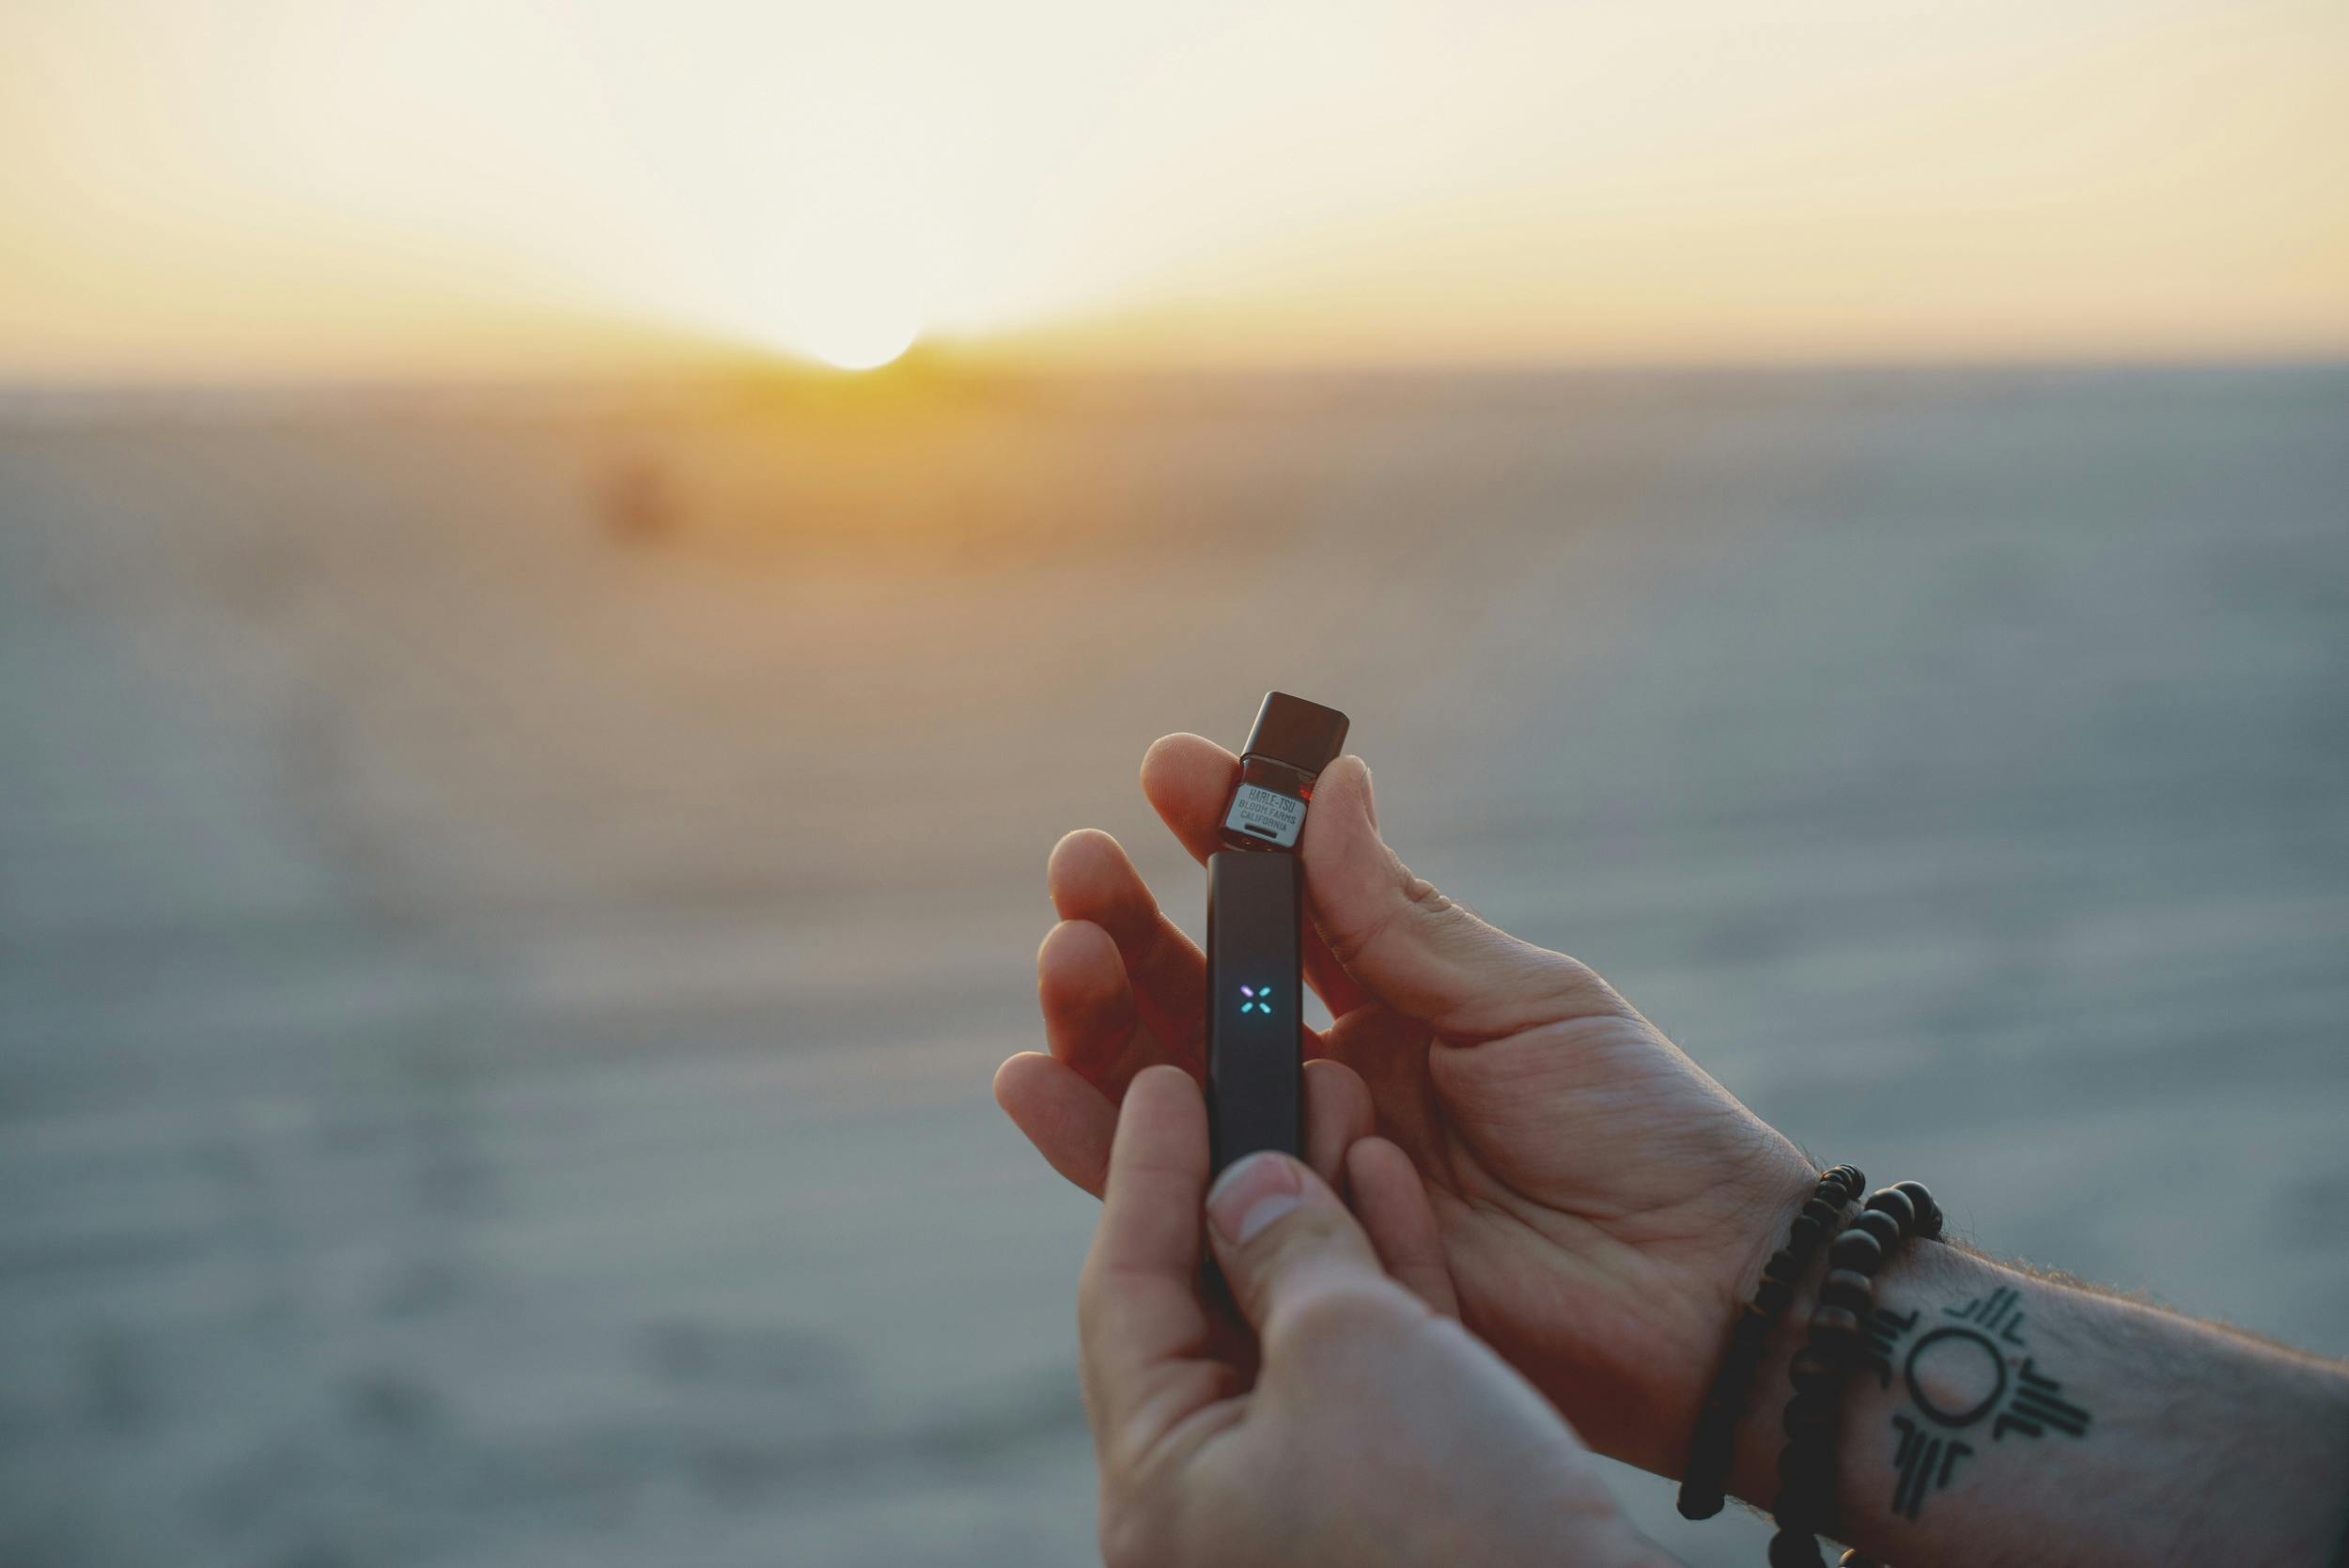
[1766,1181,1944,1568]
[1676,1164,1867,1521]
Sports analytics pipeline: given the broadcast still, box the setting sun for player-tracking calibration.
[723,250,926,371]
[0,0,2344,378]
[804,317,918,372]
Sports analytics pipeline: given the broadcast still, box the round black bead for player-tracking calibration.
[1864,1187,1917,1233]
[1770,1527,1827,1568]
[1828,1228,1884,1273]
[1677,1485,1725,1521]
[1894,1180,1941,1238]
[1826,1164,1865,1192]
[1766,1246,1808,1285]
[1852,1208,1903,1250]
[1785,1214,1824,1251]
[1778,1436,1829,1483]
[1818,1266,1876,1314]
[1810,1304,1865,1351]
[1782,1392,1839,1436]
[1802,1194,1845,1224]
[1756,1274,1795,1315]
[1788,1348,1840,1391]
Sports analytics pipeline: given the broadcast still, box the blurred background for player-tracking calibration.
[3,3,2346,1565]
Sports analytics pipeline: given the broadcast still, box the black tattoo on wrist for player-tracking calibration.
[1864,1288,2093,1521]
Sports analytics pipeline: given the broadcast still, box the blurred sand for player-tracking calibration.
[3,365,2346,1567]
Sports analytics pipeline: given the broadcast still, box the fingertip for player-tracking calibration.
[1202,1146,1390,1334]
[1103,1065,1210,1199]
[1346,1136,1459,1316]
[1048,831,1176,955]
[994,1050,1117,1197]
[1115,1063,1206,1145]
[1124,1060,1198,1104]
[1049,824,1117,861]
[1037,917,1135,1027]
[1300,754,1372,849]
[1141,734,1240,862]
[1037,914,1120,975]
[1206,1146,1373,1259]
[1317,753,1374,812]
[992,1048,1042,1103]
[1301,1056,1374,1188]
[1303,755,1381,860]
[1299,755,1404,942]
[993,1048,1067,1128]
[1140,732,1236,790]
[1047,828,1130,911]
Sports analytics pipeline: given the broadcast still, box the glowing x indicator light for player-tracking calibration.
[1237,985,1272,1015]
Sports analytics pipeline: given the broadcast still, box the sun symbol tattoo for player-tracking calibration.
[1859,1286,2093,1521]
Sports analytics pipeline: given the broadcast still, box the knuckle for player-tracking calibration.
[1228,1212,1348,1304]
[1461,942,1635,1036]
[1547,952,1634,1016]
[1533,946,1607,1001]
[1398,865,1452,913]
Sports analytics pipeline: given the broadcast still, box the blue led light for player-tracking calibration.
[1237,984,1272,1015]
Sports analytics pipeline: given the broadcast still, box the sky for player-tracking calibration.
[2,0,2345,378]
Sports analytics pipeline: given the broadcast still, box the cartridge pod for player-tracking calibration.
[1218,691,1350,851]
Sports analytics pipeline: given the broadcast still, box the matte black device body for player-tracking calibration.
[1205,847,1303,1175]
[1203,691,1347,1178]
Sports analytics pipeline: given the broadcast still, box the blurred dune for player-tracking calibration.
[3,364,2347,1567]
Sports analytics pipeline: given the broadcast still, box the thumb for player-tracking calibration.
[1299,755,1624,1039]
[1205,1151,1395,1337]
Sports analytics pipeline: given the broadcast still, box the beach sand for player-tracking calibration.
[4,365,2345,1566]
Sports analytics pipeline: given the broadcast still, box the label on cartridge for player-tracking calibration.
[1223,784,1305,848]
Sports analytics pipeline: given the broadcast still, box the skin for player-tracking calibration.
[1003,736,2349,1566]
[1077,1064,1671,1568]
[999,736,1817,1475]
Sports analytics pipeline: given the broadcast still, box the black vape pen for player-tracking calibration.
[1205,691,1349,1177]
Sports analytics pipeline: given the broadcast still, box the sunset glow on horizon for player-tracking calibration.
[2,0,2345,380]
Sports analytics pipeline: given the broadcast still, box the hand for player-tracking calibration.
[996,736,1819,1476]
[1078,1064,1671,1568]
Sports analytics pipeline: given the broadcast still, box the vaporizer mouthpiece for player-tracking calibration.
[1219,691,1350,852]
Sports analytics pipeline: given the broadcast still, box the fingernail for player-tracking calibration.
[1207,1152,1303,1245]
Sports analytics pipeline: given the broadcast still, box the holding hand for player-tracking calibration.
[1078,1065,1669,1568]
[1009,735,2349,1568]
[997,735,1816,1475]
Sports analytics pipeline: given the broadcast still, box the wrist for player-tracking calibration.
[1721,1219,1964,1518]
[1657,1155,1841,1494]
[1726,1234,2349,1568]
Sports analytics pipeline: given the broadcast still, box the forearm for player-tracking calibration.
[1723,1225,2349,1567]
